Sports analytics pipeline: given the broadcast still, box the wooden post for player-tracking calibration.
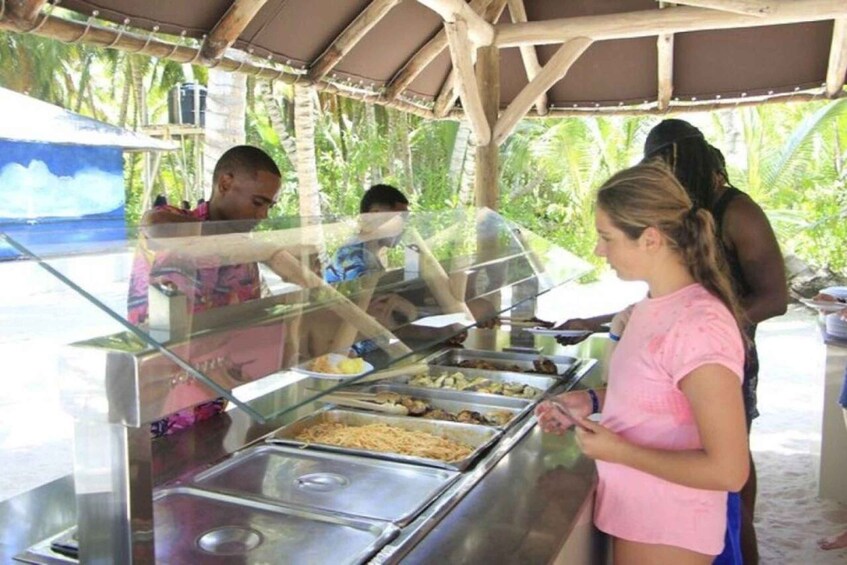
[826,19,847,97]
[474,45,500,210]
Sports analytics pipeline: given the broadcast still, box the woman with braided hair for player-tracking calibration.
[643,120,787,565]
[538,161,749,563]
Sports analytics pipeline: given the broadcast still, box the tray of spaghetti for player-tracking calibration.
[268,408,501,471]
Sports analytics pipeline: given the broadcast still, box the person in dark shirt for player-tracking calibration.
[642,120,787,565]
[325,184,409,283]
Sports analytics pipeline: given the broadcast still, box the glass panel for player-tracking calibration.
[1,208,592,424]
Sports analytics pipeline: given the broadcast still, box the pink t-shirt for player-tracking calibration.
[594,283,744,555]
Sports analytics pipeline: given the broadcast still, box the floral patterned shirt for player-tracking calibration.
[127,202,261,437]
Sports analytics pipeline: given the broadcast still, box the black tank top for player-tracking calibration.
[711,186,752,299]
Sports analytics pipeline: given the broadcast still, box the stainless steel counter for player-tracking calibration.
[3,330,608,564]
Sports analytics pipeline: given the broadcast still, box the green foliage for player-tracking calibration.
[4,30,847,277]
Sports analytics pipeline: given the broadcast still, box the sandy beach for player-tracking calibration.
[753,306,847,564]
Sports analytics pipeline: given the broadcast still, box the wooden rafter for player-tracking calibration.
[7,0,48,24]
[661,0,771,16]
[0,11,437,119]
[444,19,490,145]
[201,0,268,62]
[383,0,492,102]
[308,0,402,82]
[826,19,847,97]
[492,37,592,145]
[506,0,547,116]
[495,0,847,47]
[416,0,495,46]
[657,33,674,111]
[433,0,507,118]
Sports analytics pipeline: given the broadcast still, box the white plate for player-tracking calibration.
[801,298,847,313]
[523,327,592,338]
[293,353,374,379]
[410,313,475,328]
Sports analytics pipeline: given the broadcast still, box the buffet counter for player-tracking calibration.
[3,331,607,564]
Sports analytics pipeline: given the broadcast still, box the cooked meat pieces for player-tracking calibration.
[399,396,430,415]
[456,410,485,424]
[421,408,456,421]
[533,358,558,375]
[457,359,499,371]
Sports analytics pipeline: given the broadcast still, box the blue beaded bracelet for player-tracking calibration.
[587,388,600,414]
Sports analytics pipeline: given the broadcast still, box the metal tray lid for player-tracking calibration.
[189,445,459,527]
[153,486,398,564]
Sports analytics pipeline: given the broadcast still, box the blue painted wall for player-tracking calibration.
[0,141,126,259]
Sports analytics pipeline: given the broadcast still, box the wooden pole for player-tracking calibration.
[384,0,492,102]
[200,0,268,62]
[657,33,674,111]
[432,0,507,118]
[474,45,499,210]
[415,0,495,46]
[444,19,491,145]
[826,19,847,98]
[661,0,772,16]
[506,0,547,116]
[492,37,592,146]
[6,0,48,24]
[495,0,847,47]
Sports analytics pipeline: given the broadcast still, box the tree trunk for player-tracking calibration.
[258,80,297,168]
[294,83,321,219]
[458,137,477,206]
[203,68,247,199]
[449,121,472,192]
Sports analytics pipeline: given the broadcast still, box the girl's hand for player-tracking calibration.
[535,391,592,434]
[574,418,630,464]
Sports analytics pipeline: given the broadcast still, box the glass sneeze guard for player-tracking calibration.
[2,207,592,426]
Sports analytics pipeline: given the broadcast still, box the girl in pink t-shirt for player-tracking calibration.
[537,162,748,564]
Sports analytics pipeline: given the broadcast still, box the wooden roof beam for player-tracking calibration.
[7,0,48,24]
[201,0,268,62]
[506,0,547,116]
[383,0,492,102]
[444,19,490,145]
[656,0,771,16]
[432,0,507,118]
[826,19,847,97]
[416,0,495,46]
[657,33,674,111]
[495,0,847,47]
[309,0,402,82]
[493,37,592,145]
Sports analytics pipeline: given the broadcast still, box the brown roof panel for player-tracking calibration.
[335,1,443,85]
[544,39,658,108]
[236,0,373,69]
[61,0,232,38]
[674,22,833,101]
[405,50,454,101]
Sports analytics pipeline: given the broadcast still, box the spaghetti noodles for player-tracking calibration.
[295,422,473,462]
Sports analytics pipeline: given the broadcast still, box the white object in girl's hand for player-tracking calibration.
[523,327,592,337]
